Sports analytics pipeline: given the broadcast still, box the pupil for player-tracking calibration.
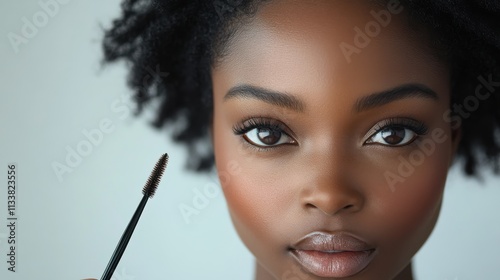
[381,127,405,144]
[257,128,281,145]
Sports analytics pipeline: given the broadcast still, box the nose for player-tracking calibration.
[302,184,364,216]
[300,149,365,216]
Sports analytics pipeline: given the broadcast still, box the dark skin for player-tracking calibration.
[85,1,461,279]
[211,0,461,279]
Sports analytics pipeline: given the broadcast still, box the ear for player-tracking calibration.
[449,126,462,167]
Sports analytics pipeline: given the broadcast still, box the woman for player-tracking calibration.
[91,0,500,279]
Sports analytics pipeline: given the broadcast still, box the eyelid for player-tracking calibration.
[363,117,429,144]
[239,136,294,153]
[242,133,297,149]
[232,116,297,139]
[232,116,298,149]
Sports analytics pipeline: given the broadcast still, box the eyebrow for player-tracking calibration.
[223,83,438,113]
[224,84,306,112]
[353,83,438,113]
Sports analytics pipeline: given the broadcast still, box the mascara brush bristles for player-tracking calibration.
[143,153,169,198]
[100,153,169,280]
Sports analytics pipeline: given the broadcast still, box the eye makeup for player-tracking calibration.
[233,117,286,135]
[364,117,429,147]
[232,115,430,152]
[232,116,297,151]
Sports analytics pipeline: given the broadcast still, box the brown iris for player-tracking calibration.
[256,127,282,145]
[380,127,406,145]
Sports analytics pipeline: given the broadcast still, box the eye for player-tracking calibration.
[364,118,428,147]
[232,117,297,148]
[366,126,417,146]
[243,127,296,147]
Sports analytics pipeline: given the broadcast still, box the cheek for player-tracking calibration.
[212,115,291,257]
[372,135,452,257]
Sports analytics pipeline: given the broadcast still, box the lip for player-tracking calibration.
[289,231,376,278]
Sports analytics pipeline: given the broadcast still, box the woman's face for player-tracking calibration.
[211,0,461,279]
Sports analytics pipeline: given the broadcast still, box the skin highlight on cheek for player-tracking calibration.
[213,130,288,279]
[373,149,449,269]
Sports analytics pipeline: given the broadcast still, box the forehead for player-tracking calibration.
[212,0,449,106]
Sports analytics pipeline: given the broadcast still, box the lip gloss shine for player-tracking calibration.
[289,231,376,277]
[290,249,375,277]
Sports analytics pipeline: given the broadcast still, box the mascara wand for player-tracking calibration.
[100,153,169,280]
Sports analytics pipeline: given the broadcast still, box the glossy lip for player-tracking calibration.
[288,231,376,278]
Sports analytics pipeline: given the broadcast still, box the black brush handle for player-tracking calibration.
[100,194,149,280]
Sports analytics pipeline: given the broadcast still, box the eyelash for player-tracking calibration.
[233,117,281,134]
[367,117,429,145]
[232,117,294,152]
[232,117,429,151]
[371,117,428,133]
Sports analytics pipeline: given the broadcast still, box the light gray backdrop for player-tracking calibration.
[0,1,499,279]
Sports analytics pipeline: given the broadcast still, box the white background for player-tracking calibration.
[0,1,499,279]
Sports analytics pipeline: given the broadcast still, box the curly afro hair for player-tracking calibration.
[102,0,500,177]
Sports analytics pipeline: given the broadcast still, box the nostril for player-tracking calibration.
[304,202,315,209]
[301,186,365,216]
[304,201,358,216]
